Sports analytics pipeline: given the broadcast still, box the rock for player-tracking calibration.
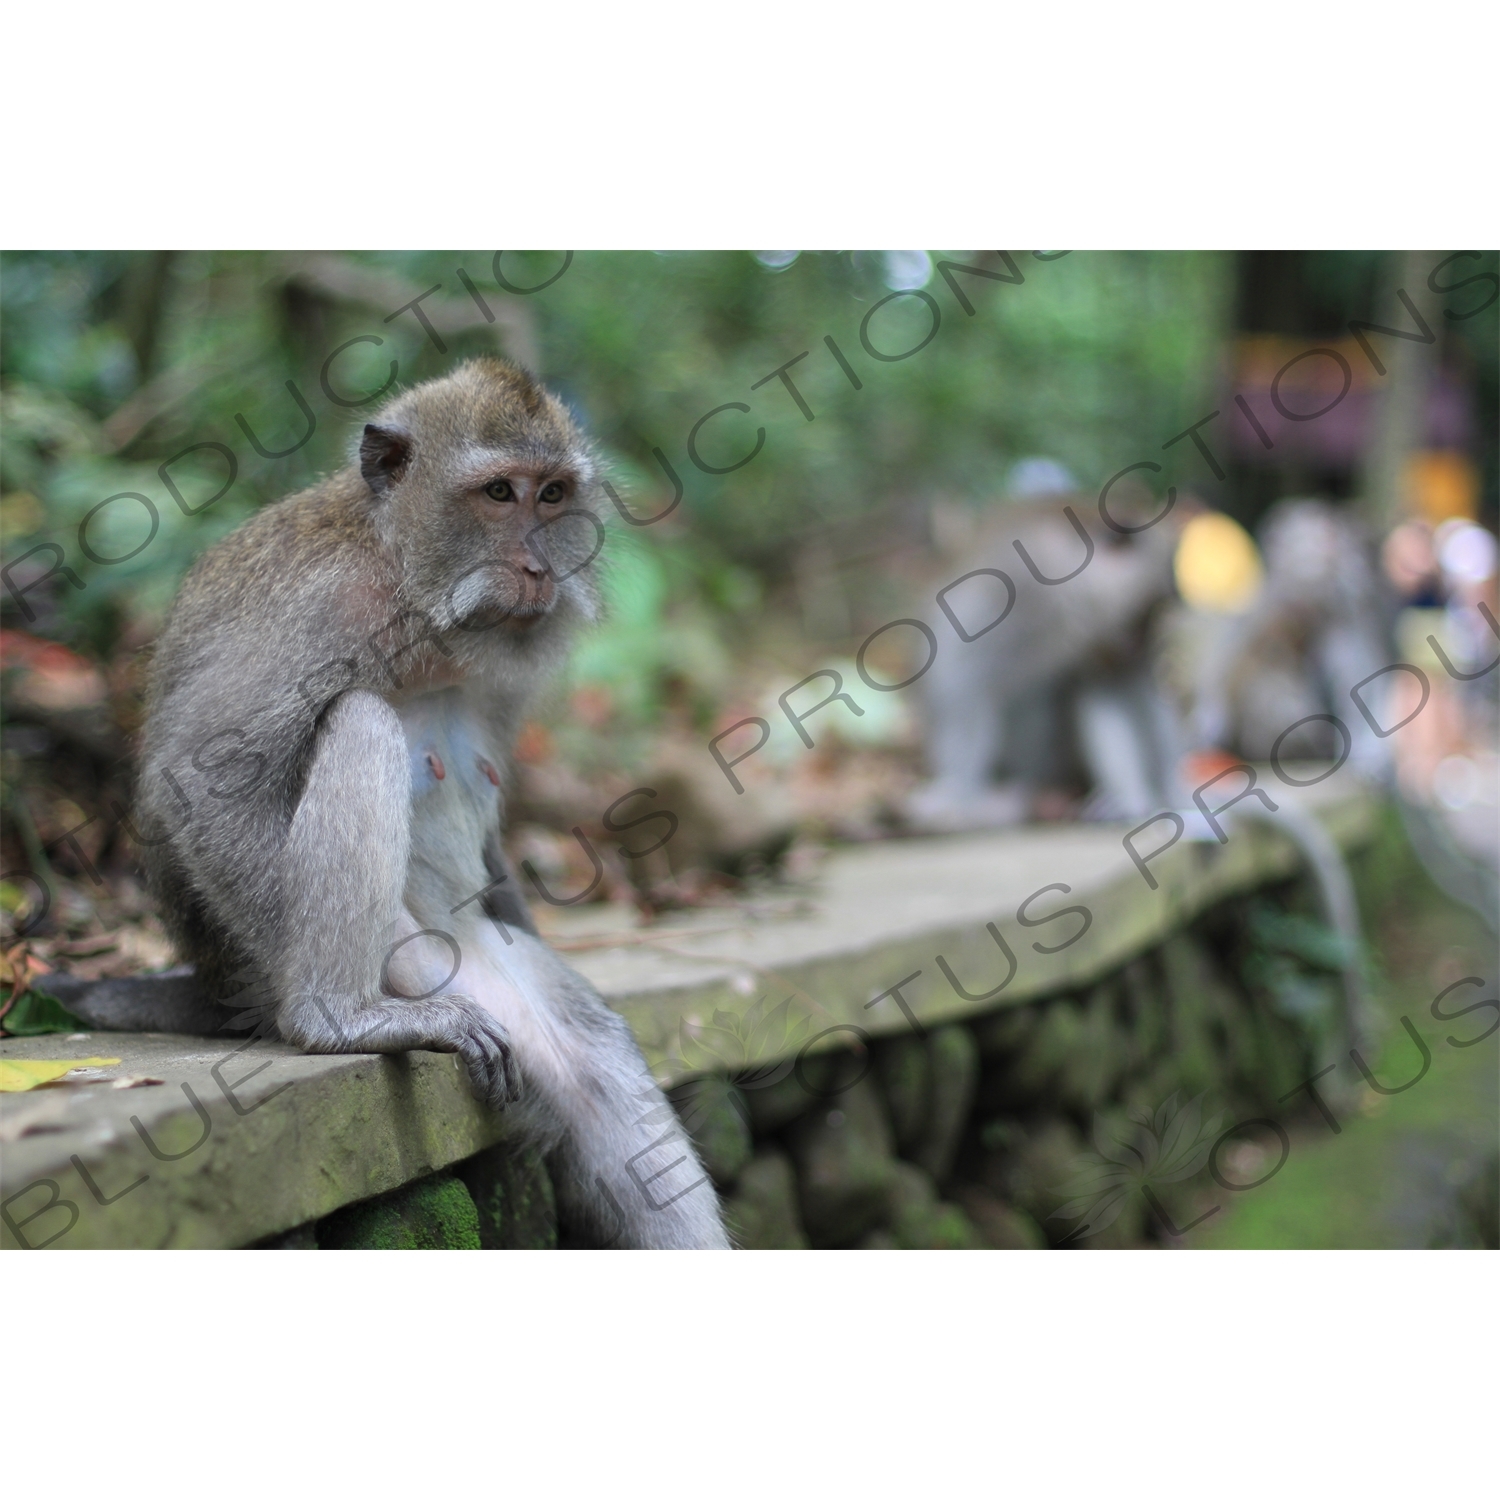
[972,1004,1041,1059]
[454,1142,558,1249]
[952,1185,1046,1249]
[1158,934,1232,1099]
[743,1050,837,1134]
[668,1074,752,1189]
[1185,914,1315,1108]
[786,1063,900,1247]
[317,1171,481,1249]
[1056,982,1125,1113]
[874,1034,932,1155]
[886,1161,982,1249]
[1058,1107,1154,1248]
[910,1025,979,1184]
[976,1118,1085,1239]
[721,1149,810,1249]
[1119,953,1169,1070]
[1121,1058,1204,1124]
[252,1222,318,1249]
[1070,1197,1149,1249]
[989,995,1084,1106]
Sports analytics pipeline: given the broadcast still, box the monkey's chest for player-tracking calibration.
[392,691,505,906]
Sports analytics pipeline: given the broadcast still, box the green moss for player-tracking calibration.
[455,1144,559,1249]
[891,1199,982,1250]
[317,1172,481,1249]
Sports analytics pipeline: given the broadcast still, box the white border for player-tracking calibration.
[5,2,1497,248]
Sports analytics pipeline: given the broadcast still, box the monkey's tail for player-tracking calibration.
[1226,800,1373,1056]
[30,967,250,1036]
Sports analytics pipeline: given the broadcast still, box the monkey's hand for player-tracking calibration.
[441,998,522,1111]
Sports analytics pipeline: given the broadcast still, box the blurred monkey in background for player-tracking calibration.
[909,466,1187,830]
[1191,498,1394,777]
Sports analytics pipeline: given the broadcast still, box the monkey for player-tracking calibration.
[45,358,729,1250]
[907,485,1187,831]
[1191,498,1394,777]
[904,486,1373,1056]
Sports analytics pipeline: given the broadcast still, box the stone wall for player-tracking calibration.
[265,867,1346,1250]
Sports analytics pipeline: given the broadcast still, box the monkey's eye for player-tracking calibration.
[539,481,567,504]
[484,478,514,502]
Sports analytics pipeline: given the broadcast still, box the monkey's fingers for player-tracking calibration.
[457,1037,506,1112]
[500,1038,522,1105]
[454,1008,521,1112]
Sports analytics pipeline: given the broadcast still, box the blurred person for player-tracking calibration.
[1382,515,1499,860]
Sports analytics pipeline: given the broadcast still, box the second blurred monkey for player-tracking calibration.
[909,482,1185,830]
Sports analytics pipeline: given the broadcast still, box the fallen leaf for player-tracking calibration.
[0,1057,121,1092]
[0,1093,75,1141]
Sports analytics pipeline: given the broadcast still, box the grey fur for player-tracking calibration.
[1194,498,1394,777]
[116,359,727,1249]
[910,497,1184,828]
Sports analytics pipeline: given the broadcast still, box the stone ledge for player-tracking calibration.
[0,772,1376,1249]
[566,774,1377,1079]
[0,1038,509,1249]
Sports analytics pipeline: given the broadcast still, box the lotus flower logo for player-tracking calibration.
[669,992,815,1093]
[1051,1092,1228,1241]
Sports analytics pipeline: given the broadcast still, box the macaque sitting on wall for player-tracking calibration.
[46,359,730,1250]
[1192,498,1394,777]
[908,478,1185,831]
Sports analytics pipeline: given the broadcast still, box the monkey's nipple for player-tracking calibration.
[426,751,446,781]
[479,759,501,787]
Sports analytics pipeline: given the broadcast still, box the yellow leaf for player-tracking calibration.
[0,1057,121,1092]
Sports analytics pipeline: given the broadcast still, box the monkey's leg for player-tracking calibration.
[909,647,1028,828]
[926,668,1006,795]
[1140,675,1188,808]
[1076,678,1159,821]
[458,921,730,1249]
[274,690,519,1109]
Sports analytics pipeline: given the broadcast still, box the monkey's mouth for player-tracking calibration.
[513,576,556,609]
[499,583,557,624]
[506,599,553,624]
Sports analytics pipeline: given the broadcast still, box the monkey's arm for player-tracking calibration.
[273,689,519,1109]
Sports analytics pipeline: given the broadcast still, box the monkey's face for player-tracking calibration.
[360,361,603,635]
[425,455,603,635]
[446,464,586,628]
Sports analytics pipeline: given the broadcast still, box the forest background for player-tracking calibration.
[2,249,1496,931]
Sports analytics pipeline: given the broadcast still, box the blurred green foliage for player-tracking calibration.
[1,251,1231,718]
[1242,898,1358,1047]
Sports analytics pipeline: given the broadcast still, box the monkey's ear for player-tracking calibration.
[360,424,412,496]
